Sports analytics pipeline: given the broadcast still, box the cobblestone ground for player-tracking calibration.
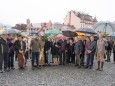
[0,57,115,86]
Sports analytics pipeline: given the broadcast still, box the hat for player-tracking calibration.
[17,34,22,37]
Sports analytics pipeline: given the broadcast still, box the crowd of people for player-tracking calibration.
[0,33,115,73]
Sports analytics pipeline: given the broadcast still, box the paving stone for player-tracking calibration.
[0,59,115,86]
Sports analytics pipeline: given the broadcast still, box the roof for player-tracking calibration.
[53,23,76,30]
[72,11,97,22]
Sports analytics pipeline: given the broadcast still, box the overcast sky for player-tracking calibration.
[0,0,115,26]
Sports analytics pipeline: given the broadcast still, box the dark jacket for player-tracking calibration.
[74,40,83,54]
[30,38,40,52]
[87,40,97,54]
[52,42,61,55]
[7,38,15,54]
[81,40,86,53]
[106,41,112,50]
[44,40,52,51]
[14,40,26,53]
[0,37,3,55]
[59,39,67,51]
[67,43,74,54]
[113,45,115,52]
[0,37,9,53]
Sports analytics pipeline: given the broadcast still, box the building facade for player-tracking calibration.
[64,10,97,29]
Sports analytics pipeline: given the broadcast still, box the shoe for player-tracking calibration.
[95,68,100,70]
[32,66,34,70]
[19,67,25,69]
[75,64,79,66]
[78,66,81,68]
[99,68,103,71]
[11,67,15,69]
[89,66,92,69]
[113,62,115,64]
[37,66,41,69]
[99,62,104,71]
[4,69,10,72]
[96,61,100,71]
[0,70,3,73]
[105,60,110,62]
[32,68,34,70]
[85,66,89,69]
[21,67,25,69]
[34,65,37,67]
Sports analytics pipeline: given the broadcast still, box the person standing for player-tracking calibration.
[67,38,75,64]
[7,34,15,70]
[112,41,115,64]
[39,41,45,67]
[106,38,112,62]
[44,37,52,65]
[52,38,60,65]
[30,35,40,70]
[96,34,105,71]
[0,36,3,73]
[14,35,26,69]
[85,35,97,69]
[0,34,9,72]
[84,37,90,66]
[74,37,83,68]
[59,37,67,65]
[23,37,29,67]
[79,35,85,66]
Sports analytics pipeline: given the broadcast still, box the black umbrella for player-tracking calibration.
[93,21,115,34]
[62,29,78,37]
[76,27,97,34]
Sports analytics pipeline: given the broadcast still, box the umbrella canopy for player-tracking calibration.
[108,32,115,37]
[56,34,64,38]
[62,29,78,37]
[45,29,62,35]
[93,21,115,34]
[76,32,85,36]
[2,29,21,34]
[30,30,39,34]
[0,29,5,35]
[76,27,97,34]
[21,32,29,37]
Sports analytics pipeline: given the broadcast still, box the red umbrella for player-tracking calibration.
[56,34,64,38]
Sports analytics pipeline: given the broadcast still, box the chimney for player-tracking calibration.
[69,11,71,25]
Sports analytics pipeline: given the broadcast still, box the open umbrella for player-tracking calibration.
[56,34,64,38]
[76,27,97,34]
[93,21,115,34]
[2,29,21,34]
[76,32,85,36]
[45,29,62,35]
[30,30,39,34]
[62,29,78,37]
[108,32,115,37]
[0,29,5,35]
[21,32,29,37]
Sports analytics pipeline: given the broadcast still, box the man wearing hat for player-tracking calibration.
[14,35,26,69]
